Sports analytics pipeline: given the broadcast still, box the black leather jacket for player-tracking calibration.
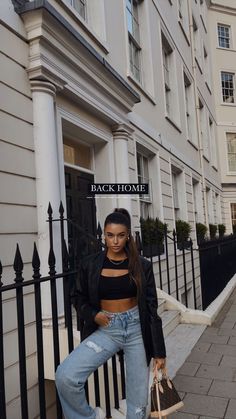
[76,250,166,366]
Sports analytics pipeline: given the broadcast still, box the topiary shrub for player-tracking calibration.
[209,223,217,240]
[175,220,191,250]
[140,217,167,257]
[196,222,208,244]
[218,224,226,239]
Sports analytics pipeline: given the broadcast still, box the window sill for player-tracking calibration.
[221,102,236,107]
[217,47,236,52]
[203,155,210,163]
[165,115,182,133]
[195,57,203,75]
[178,20,190,46]
[127,73,157,105]
[60,0,109,54]
[187,138,199,151]
[226,171,236,176]
[205,81,212,95]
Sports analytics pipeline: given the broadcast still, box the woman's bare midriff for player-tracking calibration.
[100,297,138,312]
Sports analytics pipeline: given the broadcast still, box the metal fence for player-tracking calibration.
[199,234,236,309]
[0,203,199,418]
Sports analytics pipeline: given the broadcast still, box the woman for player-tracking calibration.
[55,208,167,419]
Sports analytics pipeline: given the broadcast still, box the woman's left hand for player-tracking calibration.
[153,357,166,372]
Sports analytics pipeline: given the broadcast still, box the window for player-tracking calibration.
[137,152,151,218]
[63,138,92,170]
[172,171,180,220]
[221,72,235,104]
[178,0,189,35]
[204,46,211,89]
[227,133,236,172]
[231,203,236,229]
[192,178,203,223]
[215,193,221,224]
[206,187,213,224]
[199,99,208,158]
[218,24,230,49]
[208,117,217,167]
[65,0,86,19]
[200,0,206,29]
[126,0,142,82]
[161,32,179,122]
[193,17,202,69]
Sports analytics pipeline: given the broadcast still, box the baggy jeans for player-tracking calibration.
[55,305,150,419]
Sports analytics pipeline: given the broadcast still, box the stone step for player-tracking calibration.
[157,298,165,315]
[161,309,181,337]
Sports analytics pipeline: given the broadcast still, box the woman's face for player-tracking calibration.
[104,223,129,253]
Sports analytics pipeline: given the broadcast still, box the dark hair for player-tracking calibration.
[104,208,142,298]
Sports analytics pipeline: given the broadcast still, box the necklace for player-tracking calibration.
[107,256,127,265]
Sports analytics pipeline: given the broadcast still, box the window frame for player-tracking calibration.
[226,132,236,173]
[217,23,231,49]
[126,0,142,83]
[221,72,235,104]
[136,151,152,219]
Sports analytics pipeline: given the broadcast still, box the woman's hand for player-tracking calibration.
[153,357,166,372]
[94,311,112,327]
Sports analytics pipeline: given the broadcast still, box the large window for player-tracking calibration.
[137,152,151,218]
[193,17,202,69]
[126,0,142,82]
[218,24,230,49]
[178,0,189,36]
[161,32,178,122]
[227,133,236,172]
[231,203,236,229]
[221,72,235,103]
[65,0,86,19]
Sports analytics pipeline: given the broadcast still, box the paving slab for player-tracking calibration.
[208,380,236,398]
[177,362,200,376]
[208,343,236,357]
[181,393,228,417]
[196,364,236,381]
[225,398,236,418]
[173,375,212,394]
[170,413,198,419]
[186,350,222,365]
[198,334,229,345]
[219,355,236,368]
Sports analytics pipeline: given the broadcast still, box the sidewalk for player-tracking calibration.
[171,287,236,419]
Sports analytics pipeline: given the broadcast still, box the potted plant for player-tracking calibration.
[196,222,208,244]
[209,223,217,240]
[140,216,166,257]
[175,219,191,250]
[218,224,226,239]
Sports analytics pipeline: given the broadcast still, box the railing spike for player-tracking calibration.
[32,242,40,271]
[14,244,24,283]
[48,247,56,271]
[47,202,53,216]
[59,201,64,215]
[96,222,102,237]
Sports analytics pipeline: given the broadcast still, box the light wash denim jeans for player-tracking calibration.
[55,305,150,419]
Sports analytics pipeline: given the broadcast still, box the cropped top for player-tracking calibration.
[98,256,137,300]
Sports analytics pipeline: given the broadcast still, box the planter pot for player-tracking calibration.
[142,243,165,257]
[177,240,191,251]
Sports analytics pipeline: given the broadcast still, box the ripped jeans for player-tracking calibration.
[55,305,150,419]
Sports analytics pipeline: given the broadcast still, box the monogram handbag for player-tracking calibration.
[149,367,184,418]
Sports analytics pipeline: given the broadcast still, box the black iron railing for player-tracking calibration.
[199,234,236,309]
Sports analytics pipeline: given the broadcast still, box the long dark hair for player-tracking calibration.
[104,208,142,299]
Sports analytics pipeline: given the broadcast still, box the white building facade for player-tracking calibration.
[208,0,236,233]
[0,0,230,417]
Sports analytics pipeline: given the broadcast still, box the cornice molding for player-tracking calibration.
[14,0,140,113]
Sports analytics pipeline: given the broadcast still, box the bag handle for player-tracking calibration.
[154,363,168,381]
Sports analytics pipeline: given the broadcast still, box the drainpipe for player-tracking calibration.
[187,0,209,228]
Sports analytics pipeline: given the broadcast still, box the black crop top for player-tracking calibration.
[98,256,137,300]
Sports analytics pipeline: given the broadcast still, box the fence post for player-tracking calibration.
[0,261,6,419]
[190,239,197,309]
[48,204,63,419]
[14,244,29,419]
[32,243,46,419]
[164,226,171,294]
[173,230,179,301]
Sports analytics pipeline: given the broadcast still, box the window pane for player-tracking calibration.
[218,24,230,48]
[221,72,235,103]
[227,133,236,171]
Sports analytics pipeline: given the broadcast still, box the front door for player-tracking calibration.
[65,166,97,268]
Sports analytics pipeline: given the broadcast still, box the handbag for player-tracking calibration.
[149,366,184,418]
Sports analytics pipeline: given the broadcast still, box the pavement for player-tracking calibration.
[171,287,236,419]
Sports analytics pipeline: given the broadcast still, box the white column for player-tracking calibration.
[31,80,64,319]
[112,124,133,215]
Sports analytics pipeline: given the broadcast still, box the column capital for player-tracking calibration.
[30,80,57,97]
[112,123,134,139]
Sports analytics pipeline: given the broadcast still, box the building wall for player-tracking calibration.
[208,0,236,232]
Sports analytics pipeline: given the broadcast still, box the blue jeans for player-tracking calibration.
[55,305,150,419]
